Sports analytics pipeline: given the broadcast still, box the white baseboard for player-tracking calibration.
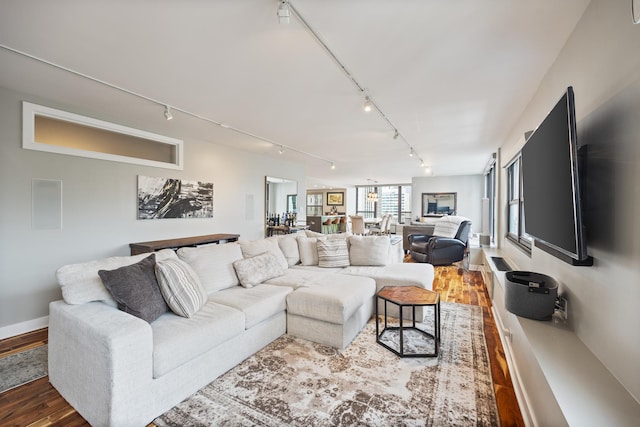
[0,316,49,340]
[491,307,535,427]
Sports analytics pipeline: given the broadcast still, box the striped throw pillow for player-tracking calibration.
[155,258,208,318]
[317,239,350,268]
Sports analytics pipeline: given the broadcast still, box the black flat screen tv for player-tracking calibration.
[521,86,592,265]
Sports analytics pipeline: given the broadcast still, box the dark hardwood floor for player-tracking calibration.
[0,265,524,427]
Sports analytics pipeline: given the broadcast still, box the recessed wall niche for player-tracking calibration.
[22,102,183,169]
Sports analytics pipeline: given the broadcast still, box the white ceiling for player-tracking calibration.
[0,0,590,188]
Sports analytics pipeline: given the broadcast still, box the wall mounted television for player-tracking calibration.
[521,86,593,266]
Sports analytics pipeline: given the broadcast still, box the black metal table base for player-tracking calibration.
[375,299,440,358]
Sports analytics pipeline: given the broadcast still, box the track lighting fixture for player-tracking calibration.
[164,105,173,121]
[279,145,285,154]
[409,149,414,157]
[331,162,336,170]
[393,129,399,140]
[277,0,291,24]
[420,160,425,168]
[363,97,373,113]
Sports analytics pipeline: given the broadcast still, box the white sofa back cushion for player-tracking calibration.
[239,238,288,270]
[277,236,301,266]
[56,249,178,305]
[177,242,243,293]
[296,236,326,266]
[349,235,390,266]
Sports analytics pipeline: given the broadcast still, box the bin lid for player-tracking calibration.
[506,271,558,289]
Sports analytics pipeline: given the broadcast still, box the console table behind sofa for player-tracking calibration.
[129,233,240,255]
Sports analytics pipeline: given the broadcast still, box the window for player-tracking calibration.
[355,185,411,223]
[23,102,183,169]
[506,155,532,252]
[483,156,496,242]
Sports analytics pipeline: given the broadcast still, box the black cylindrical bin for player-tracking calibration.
[505,271,558,320]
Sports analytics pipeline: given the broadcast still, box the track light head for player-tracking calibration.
[331,162,336,170]
[164,105,173,121]
[409,149,414,157]
[393,129,399,140]
[279,145,285,154]
[363,97,373,113]
[277,0,291,24]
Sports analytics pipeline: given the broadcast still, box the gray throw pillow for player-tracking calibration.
[98,253,168,323]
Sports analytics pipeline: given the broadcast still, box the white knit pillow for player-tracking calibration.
[233,252,285,288]
[154,258,208,318]
[317,239,350,268]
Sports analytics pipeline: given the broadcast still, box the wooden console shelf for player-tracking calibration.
[129,233,240,255]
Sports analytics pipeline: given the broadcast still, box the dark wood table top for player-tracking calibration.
[129,233,239,255]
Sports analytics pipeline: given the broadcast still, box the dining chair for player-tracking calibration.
[349,215,369,235]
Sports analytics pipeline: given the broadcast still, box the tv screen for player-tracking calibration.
[521,87,589,263]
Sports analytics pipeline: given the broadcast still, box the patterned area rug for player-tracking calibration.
[156,302,499,426]
[0,345,48,393]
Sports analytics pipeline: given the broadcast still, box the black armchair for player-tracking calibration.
[408,220,471,265]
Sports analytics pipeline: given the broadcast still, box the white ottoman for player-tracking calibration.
[286,274,376,349]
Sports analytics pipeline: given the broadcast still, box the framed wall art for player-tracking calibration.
[327,191,344,206]
[137,175,213,219]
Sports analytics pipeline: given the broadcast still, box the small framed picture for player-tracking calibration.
[327,191,344,206]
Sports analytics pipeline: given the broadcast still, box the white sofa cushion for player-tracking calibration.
[233,252,285,288]
[155,258,208,318]
[57,249,178,305]
[348,235,390,266]
[277,236,301,266]
[151,301,245,378]
[239,238,288,270]
[286,274,376,324]
[297,236,326,266]
[342,263,435,291]
[177,243,243,293]
[265,269,337,289]
[317,239,350,268]
[208,284,292,329]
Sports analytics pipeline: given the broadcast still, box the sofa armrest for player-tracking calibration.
[429,237,466,250]
[48,300,154,426]
[407,234,433,245]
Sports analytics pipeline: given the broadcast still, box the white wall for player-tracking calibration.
[411,174,483,232]
[498,0,640,402]
[0,86,305,331]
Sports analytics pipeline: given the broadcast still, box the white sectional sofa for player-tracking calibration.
[48,232,434,426]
